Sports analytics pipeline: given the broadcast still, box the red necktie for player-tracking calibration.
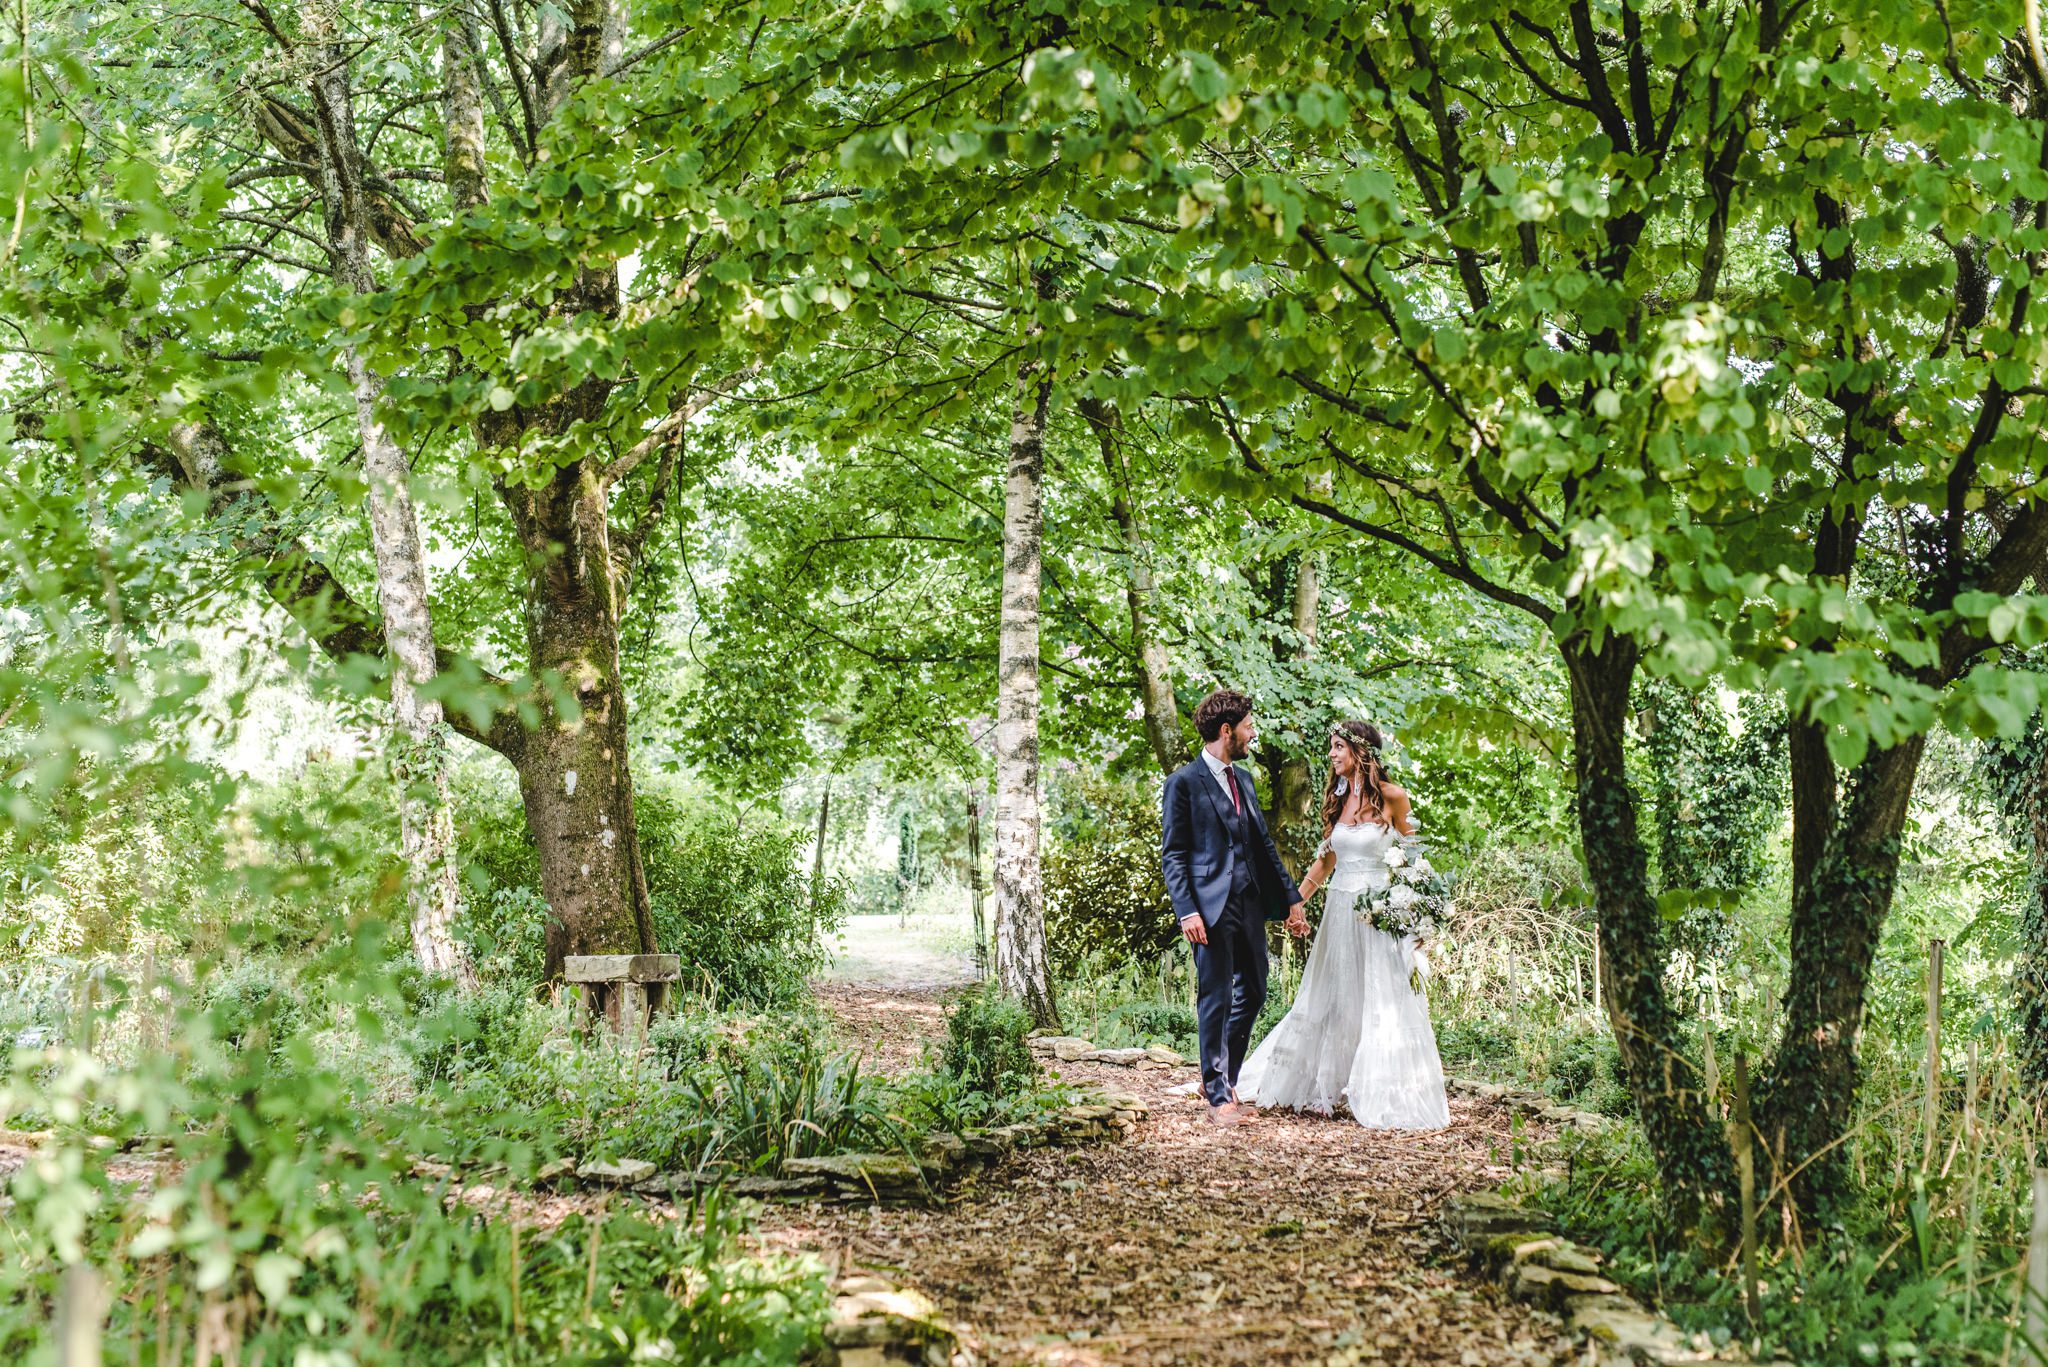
[1226,765,1242,814]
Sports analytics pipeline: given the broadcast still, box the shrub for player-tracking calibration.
[673,1045,903,1171]
[1435,1016,1517,1072]
[201,957,310,1053]
[1043,777,1175,975]
[410,981,558,1085]
[455,773,847,1005]
[0,955,83,1050]
[1545,1029,1603,1099]
[0,763,243,957]
[452,883,551,987]
[1099,1000,1197,1052]
[641,796,847,1008]
[938,986,1036,1097]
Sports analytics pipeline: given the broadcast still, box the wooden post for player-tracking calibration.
[966,790,988,981]
[2027,1167,2048,1366]
[1925,938,1946,1170]
[809,781,831,925]
[1734,1053,1761,1327]
[1592,935,1603,1013]
[1963,1040,1981,1323]
[56,1263,105,1367]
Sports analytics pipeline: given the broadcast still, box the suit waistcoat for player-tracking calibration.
[1221,772,1258,900]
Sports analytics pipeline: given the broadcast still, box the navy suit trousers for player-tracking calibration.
[1193,891,1268,1107]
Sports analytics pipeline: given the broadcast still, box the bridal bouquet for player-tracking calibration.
[1360,835,1455,991]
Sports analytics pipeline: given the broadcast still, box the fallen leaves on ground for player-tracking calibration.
[753,986,1579,1366]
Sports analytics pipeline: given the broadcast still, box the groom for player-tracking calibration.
[1161,689,1308,1127]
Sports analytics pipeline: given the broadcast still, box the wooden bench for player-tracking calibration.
[563,954,682,1033]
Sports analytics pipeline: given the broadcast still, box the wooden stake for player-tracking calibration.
[2027,1167,2048,1366]
[1964,1040,1981,1324]
[57,1263,105,1367]
[966,789,988,980]
[1925,938,1945,1171]
[510,1221,523,1338]
[1592,936,1603,1013]
[809,781,831,927]
[1734,1053,1761,1327]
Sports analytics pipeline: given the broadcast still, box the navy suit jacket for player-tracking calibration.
[1161,757,1303,926]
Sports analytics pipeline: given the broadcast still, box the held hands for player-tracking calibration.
[1181,905,1310,942]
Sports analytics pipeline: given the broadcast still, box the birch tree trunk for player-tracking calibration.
[303,1,475,987]
[993,341,1059,1029]
[1079,396,1184,775]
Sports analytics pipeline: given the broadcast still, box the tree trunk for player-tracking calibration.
[441,18,489,213]
[350,355,474,988]
[501,466,657,979]
[304,0,474,988]
[1562,631,1729,1223]
[1079,396,1184,775]
[1273,552,1321,831]
[1758,735,1928,1214]
[2021,739,2048,1115]
[1247,552,1320,870]
[993,353,1059,1029]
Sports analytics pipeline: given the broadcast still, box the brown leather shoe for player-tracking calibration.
[1205,1102,1246,1127]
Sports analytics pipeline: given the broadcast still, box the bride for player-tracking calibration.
[1236,720,1451,1129]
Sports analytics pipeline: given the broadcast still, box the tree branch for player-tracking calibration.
[144,421,527,758]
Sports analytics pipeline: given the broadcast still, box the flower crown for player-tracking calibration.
[1331,723,1381,756]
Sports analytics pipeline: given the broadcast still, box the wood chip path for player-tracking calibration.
[755,981,1579,1366]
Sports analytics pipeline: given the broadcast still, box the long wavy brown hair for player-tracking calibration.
[1321,720,1388,834]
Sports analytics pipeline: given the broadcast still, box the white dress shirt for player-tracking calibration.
[1200,747,1244,812]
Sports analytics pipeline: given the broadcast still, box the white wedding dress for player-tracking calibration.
[1237,821,1452,1128]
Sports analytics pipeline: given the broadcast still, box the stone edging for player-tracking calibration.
[811,1273,975,1367]
[1440,1193,1786,1366]
[1446,1075,1618,1135]
[1027,1034,1187,1069]
[1442,1084,1793,1364]
[560,1090,1150,1206]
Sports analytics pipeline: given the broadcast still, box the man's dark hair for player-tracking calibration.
[1194,689,1254,742]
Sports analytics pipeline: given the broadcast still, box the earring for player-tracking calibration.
[1333,776,1350,796]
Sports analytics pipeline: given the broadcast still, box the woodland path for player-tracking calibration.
[757,920,1579,1366]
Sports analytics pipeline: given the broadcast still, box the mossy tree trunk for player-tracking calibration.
[1563,631,1732,1228]
[499,465,659,980]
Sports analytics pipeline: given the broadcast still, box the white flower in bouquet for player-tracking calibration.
[1362,835,1456,950]
[1410,944,1434,993]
